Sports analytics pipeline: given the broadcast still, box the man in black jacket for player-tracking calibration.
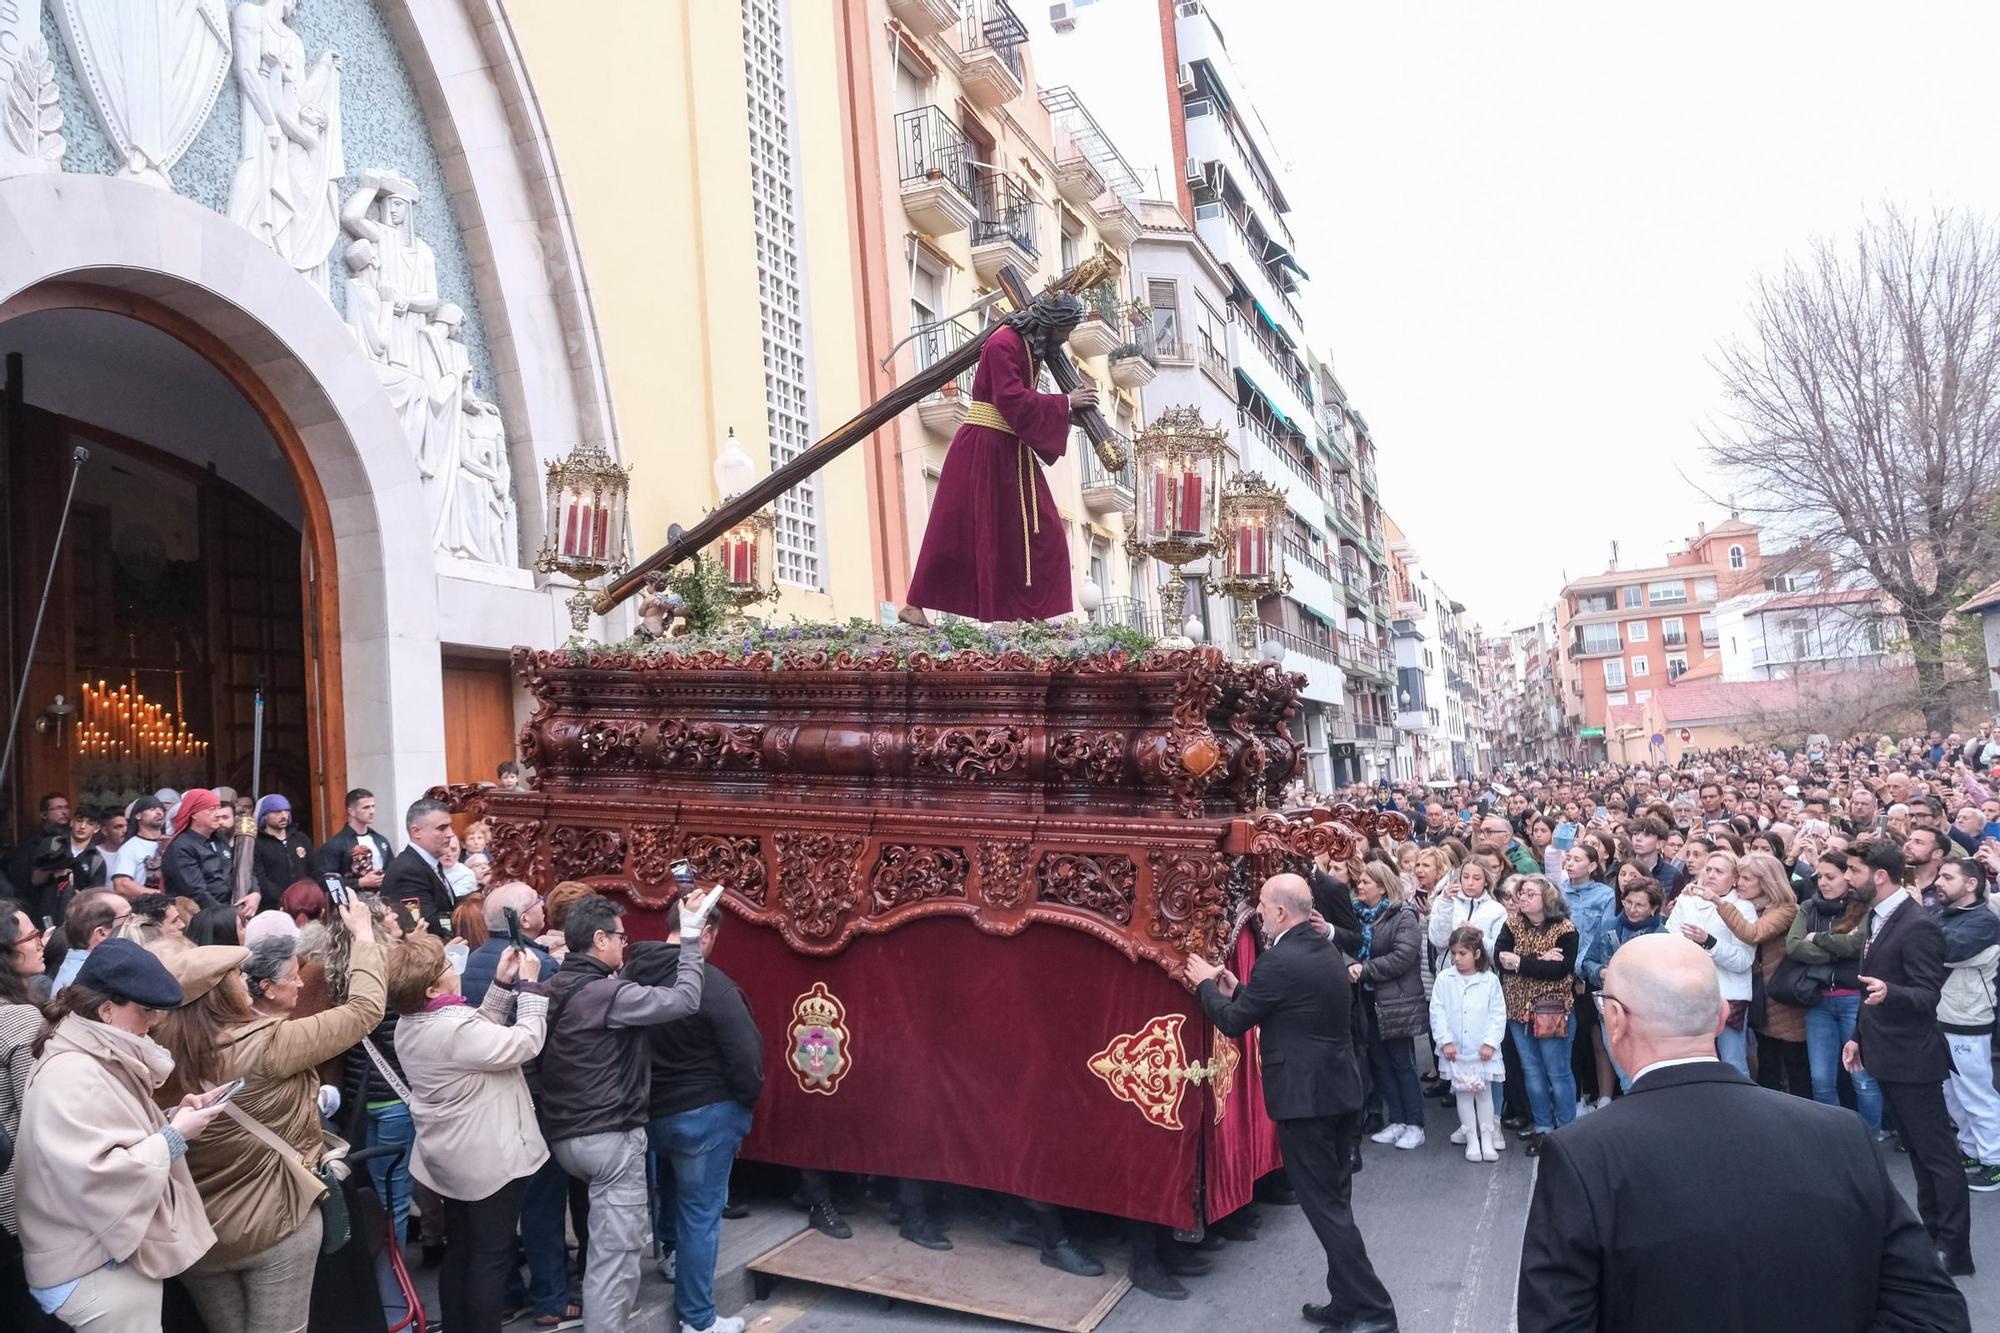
[250,794,317,901]
[1847,840,1975,1274]
[1521,931,1967,1331]
[316,788,391,891]
[1186,873,1395,1333]
[161,788,232,907]
[625,901,763,1333]
[380,797,457,935]
[541,891,716,1333]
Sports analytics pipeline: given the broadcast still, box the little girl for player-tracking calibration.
[1429,925,1508,1162]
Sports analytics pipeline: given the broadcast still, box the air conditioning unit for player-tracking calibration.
[1049,1,1076,32]
[1176,63,1197,94]
[1183,155,1204,184]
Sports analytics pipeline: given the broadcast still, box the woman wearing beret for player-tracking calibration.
[153,894,383,1333]
[15,938,231,1330]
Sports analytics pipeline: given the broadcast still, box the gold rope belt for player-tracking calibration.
[962,400,1037,587]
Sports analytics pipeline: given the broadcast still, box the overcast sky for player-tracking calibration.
[1200,0,2000,630]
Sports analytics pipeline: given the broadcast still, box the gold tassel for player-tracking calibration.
[1018,441,1035,587]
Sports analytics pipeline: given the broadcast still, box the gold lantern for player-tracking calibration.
[534,440,632,634]
[1122,406,1230,648]
[716,509,778,630]
[1206,470,1291,660]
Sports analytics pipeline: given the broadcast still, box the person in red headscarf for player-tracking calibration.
[162,788,233,907]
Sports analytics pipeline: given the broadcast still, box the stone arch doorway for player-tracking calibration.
[0,174,444,839]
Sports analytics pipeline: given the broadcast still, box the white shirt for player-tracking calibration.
[1631,1054,1723,1083]
[106,836,159,887]
[1873,888,1910,929]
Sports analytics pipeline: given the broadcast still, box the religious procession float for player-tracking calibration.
[438,261,1406,1236]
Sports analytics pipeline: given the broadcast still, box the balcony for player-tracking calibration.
[895,106,978,237]
[1053,148,1105,209]
[1265,624,1344,704]
[1192,198,1303,337]
[911,316,975,435]
[970,175,1038,281]
[1195,328,1230,384]
[887,0,957,36]
[1108,342,1158,391]
[1285,536,1330,582]
[1569,631,1623,658]
[950,1,1027,108]
[1079,446,1136,513]
[1327,484,1363,537]
[1094,194,1142,250]
[1356,722,1394,742]
[1092,596,1157,636]
[1661,631,1688,648]
[1241,413,1322,499]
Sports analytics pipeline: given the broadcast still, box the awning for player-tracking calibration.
[1265,241,1310,280]
[1234,367,1300,437]
[1578,726,1605,739]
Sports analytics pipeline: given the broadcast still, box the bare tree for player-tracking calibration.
[1706,207,2000,731]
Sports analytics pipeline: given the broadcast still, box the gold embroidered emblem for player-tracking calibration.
[1208,1032,1241,1125]
[1086,1013,1230,1131]
[788,982,853,1096]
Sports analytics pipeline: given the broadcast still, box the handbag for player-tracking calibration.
[222,1102,354,1254]
[1529,994,1570,1039]
[1450,1071,1487,1095]
[1768,954,1835,1008]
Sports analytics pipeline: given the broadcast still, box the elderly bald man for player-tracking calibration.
[1186,874,1397,1332]
[460,881,556,1006]
[1517,934,1968,1333]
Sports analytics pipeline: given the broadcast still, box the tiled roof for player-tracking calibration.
[1959,577,2000,614]
[1756,587,1880,614]
[1658,668,1913,724]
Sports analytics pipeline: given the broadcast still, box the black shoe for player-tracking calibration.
[421,1242,446,1269]
[722,1197,751,1220]
[1212,1209,1260,1242]
[1003,1217,1041,1248]
[1159,1246,1212,1276]
[1303,1304,1348,1327]
[1349,1142,1364,1174]
[1129,1261,1187,1301]
[1421,1076,1450,1098]
[1360,1110,1387,1135]
[1523,1133,1547,1158]
[899,1222,952,1251]
[807,1200,852,1239]
[1186,1229,1227,1251]
[1040,1240,1105,1277]
[1939,1249,1976,1278]
[1501,1113,1530,1132]
[1332,1320,1398,1333]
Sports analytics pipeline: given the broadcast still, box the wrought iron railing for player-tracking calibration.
[913,316,976,397]
[894,105,976,199]
[959,0,1027,81]
[973,174,1039,256]
[1285,536,1330,580]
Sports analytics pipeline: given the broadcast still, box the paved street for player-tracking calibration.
[725,1125,2000,1333]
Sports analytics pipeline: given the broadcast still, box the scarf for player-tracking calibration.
[168,787,218,840]
[1354,898,1388,962]
[1613,913,1664,947]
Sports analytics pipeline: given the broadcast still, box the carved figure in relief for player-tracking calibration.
[227,0,342,290]
[2,0,66,180]
[51,0,226,187]
[436,382,518,566]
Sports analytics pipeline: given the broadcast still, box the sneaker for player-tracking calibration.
[682,1320,746,1333]
[1465,1141,1482,1162]
[1369,1123,1405,1145]
[1969,1164,2000,1193]
[1394,1124,1425,1150]
[1488,1126,1507,1151]
[1479,1143,1499,1163]
[657,1250,676,1281]
[1594,1095,1614,1110]
[807,1200,853,1239]
[1962,1154,1983,1173]
[1448,1127,1469,1145]
[1573,1101,1593,1118]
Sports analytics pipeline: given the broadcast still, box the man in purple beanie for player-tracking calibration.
[250,794,317,902]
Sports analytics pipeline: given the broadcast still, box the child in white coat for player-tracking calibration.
[1430,924,1509,1162]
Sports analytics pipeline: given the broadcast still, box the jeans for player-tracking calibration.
[1804,993,1883,1131]
[1508,1019,1577,1133]
[515,1155,574,1319]
[440,1177,529,1333]
[552,1129,650,1333]
[646,1101,753,1330]
[1715,1016,1749,1077]
[1365,1037,1424,1128]
[364,1101,415,1242]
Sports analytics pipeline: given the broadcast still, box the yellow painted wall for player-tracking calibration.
[507,1,870,623]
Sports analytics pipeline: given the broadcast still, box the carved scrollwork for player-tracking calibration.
[1147,848,1230,960]
[486,818,544,884]
[685,833,768,906]
[977,840,1033,909]
[629,824,678,886]
[1324,802,1415,843]
[658,719,765,770]
[424,782,488,815]
[1049,730,1126,784]
[1037,851,1137,925]
[775,831,866,939]
[909,725,1025,780]
[869,844,970,911]
[549,825,625,880]
[1248,811,1360,874]
[579,720,646,765]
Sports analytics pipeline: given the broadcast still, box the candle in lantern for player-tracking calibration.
[562,490,584,558]
[1149,467,1170,536]
[1254,518,1269,577]
[592,500,609,560]
[1236,521,1253,576]
[1177,470,1204,536]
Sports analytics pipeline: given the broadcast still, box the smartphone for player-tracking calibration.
[323,874,350,908]
[209,1076,247,1106]
[669,859,697,893]
[504,905,528,952]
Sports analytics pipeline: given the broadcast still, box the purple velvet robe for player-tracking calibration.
[905,325,1075,621]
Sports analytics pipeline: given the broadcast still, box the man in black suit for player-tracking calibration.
[1518,933,1968,1332]
[380,796,458,934]
[1845,839,1975,1274]
[1186,873,1396,1332]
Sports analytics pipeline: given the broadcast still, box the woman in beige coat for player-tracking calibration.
[388,931,550,1333]
[15,938,229,1331]
[152,894,383,1333]
[1717,851,1807,1096]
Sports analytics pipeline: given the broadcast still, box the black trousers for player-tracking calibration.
[1753,1032,1811,1098]
[1880,1079,1971,1262]
[1275,1112,1395,1322]
[441,1175,531,1333]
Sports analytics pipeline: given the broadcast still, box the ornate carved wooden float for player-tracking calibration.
[437,642,1408,1230]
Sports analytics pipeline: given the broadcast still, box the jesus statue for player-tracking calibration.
[899,291,1099,628]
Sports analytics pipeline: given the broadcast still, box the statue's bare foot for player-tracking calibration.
[897,605,932,629]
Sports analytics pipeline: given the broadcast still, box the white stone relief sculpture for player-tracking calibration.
[436,384,519,567]
[0,1,63,180]
[51,0,228,188]
[227,0,342,292]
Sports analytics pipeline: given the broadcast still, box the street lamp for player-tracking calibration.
[1207,470,1291,661]
[1122,405,1229,649]
[535,439,632,635]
